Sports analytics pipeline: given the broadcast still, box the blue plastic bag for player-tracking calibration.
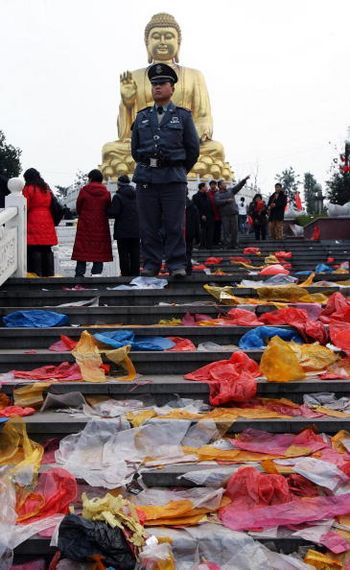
[315,263,333,273]
[3,310,69,328]
[94,331,175,351]
[238,326,303,349]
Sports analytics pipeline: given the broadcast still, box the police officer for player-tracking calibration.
[131,63,200,278]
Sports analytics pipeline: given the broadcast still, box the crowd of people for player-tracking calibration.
[3,62,289,279]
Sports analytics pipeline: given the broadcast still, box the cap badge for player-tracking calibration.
[155,64,163,74]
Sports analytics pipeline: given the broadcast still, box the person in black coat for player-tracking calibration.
[192,182,214,249]
[108,175,140,276]
[0,175,10,208]
[267,183,288,239]
[185,194,200,275]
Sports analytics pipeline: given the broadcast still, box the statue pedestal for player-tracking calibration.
[304,217,350,240]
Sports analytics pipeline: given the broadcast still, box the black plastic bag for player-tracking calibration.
[50,193,64,226]
[57,515,136,569]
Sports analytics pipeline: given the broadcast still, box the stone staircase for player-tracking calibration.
[3,237,350,565]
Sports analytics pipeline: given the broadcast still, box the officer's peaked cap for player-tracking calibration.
[148,63,178,84]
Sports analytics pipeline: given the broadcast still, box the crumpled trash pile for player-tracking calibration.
[4,413,350,567]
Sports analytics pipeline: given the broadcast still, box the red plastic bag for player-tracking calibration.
[225,308,261,326]
[225,466,292,508]
[320,292,350,323]
[311,225,321,240]
[185,351,259,405]
[329,323,350,354]
[192,264,208,271]
[181,312,212,326]
[205,257,223,265]
[230,256,248,264]
[243,247,261,255]
[260,307,308,326]
[287,474,319,497]
[13,362,82,381]
[16,468,77,523]
[259,264,289,275]
[49,335,77,352]
[274,251,292,259]
[0,406,35,417]
[166,336,196,351]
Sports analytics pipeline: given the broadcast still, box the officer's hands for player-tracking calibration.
[243,175,250,183]
[120,71,137,104]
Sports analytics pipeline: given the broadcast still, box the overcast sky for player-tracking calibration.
[2,0,349,195]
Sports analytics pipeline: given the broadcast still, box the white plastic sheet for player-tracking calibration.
[275,457,349,491]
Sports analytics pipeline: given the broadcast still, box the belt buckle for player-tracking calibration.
[150,158,158,168]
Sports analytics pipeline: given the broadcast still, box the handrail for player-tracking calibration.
[0,206,17,225]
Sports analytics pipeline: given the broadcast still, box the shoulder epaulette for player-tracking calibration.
[137,106,152,113]
[176,106,191,113]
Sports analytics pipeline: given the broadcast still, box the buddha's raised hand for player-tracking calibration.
[120,71,137,104]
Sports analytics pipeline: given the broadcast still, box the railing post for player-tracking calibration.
[5,178,26,277]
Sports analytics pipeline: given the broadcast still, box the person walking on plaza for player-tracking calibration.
[238,196,247,233]
[267,183,288,240]
[192,182,214,249]
[22,168,58,276]
[185,192,200,275]
[108,175,140,276]
[248,193,268,241]
[215,176,250,248]
[71,169,112,277]
[207,179,221,245]
[131,63,200,279]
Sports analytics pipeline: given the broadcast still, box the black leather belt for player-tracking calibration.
[141,158,184,168]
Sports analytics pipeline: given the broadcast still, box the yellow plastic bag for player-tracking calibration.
[0,418,43,475]
[288,341,338,371]
[72,330,106,382]
[257,285,327,304]
[13,382,51,408]
[105,345,137,381]
[260,336,306,382]
[304,549,342,569]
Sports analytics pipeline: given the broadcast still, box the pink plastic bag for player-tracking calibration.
[259,264,289,275]
[225,308,261,326]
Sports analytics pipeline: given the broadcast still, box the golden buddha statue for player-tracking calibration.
[101,13,233,181]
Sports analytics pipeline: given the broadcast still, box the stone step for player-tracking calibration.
[2,375,350,404]
[0,324,292,348]
[9,411,350,436]
[0,285,341,308]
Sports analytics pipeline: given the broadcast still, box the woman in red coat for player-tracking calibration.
[71,169,112,277]
[23,168,58,276]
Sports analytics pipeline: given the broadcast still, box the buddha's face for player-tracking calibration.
[147,27,179,61]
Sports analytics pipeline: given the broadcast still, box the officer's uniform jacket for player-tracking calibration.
[131,102,200,184]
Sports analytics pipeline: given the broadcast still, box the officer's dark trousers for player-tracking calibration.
[200,220,214,249]
[136,183,187,272]
[117,238,140,276]
[27,245,54,277]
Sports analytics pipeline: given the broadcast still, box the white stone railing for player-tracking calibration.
[0,178,26,286]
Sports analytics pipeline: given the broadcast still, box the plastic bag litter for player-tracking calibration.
[94,330,175,351]
[13,362,81,382]
[13,383,51,408]
[197,342,236,352]
[243,247,261,255]
[185,351,259,405]
[260,307,308,326]
[274,251,292,259]
[275,457,349,492]
[259,264,289,275]
[315,263,333,273]
[139,536,174,570]
[260,337,305,382]
[0,477,16,567]
[329,322,350,354]
[224,308,261,326]
[0,419,43,479]
[16,467,77,523]
[9,514,64,550]
[104,345,137,381]
[152,524,313,570]
[220,491,350,532]
[72,330,106,382]
[233,428,327,456]
[320,292,350,323]
[11,560,46,570]
[49,336,77,352]
[0,406,35,417]
[238,326,302,349]
[110,276,168,290]
[57,515,136,569]
[3,310,69,328]
[165,337,196,351]
[256,285,327,304]
[240,275,298,288]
